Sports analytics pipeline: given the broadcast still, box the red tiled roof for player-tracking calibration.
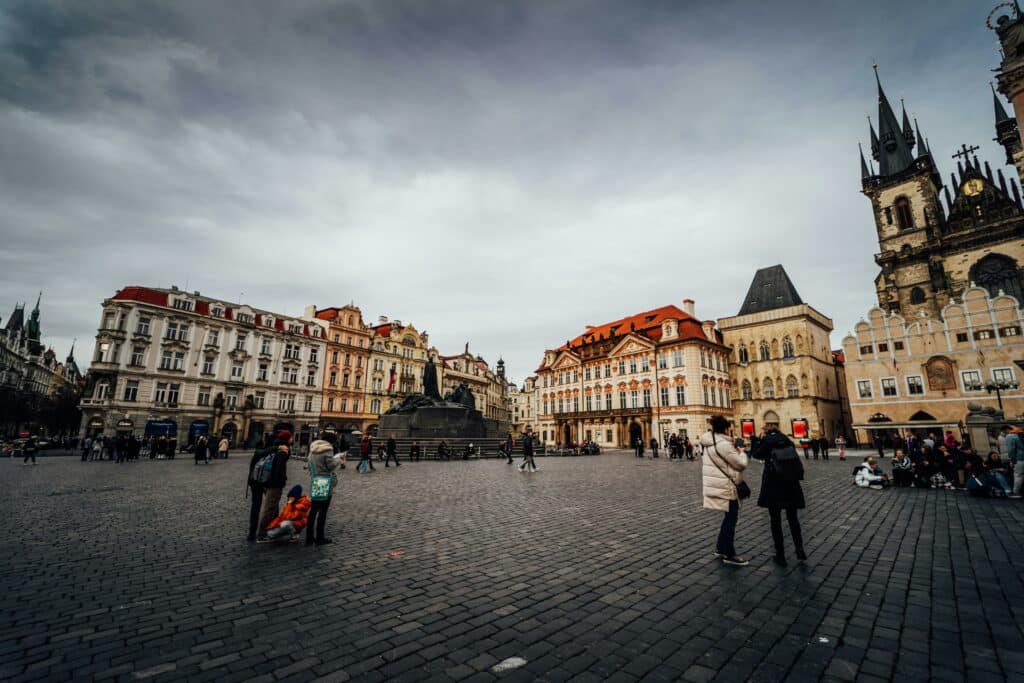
[111,287,167,307]
[556,304,716,351]
[373,324,394,336]
[832,350,846,363]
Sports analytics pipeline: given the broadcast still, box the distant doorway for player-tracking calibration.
[629,422,642,447]
[563,424,572,445]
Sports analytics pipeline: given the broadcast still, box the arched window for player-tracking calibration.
[910,287,926,305]
[786,375,799,398]
[763,379,775,400]
[895,197,913,229]
[741,380,752,400]
[738,346,749,364]
[782,337,794,359]
[759,340,770,361]
[970,253,1023,303]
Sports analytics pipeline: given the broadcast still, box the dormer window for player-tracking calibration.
[211,307,224,318]
[264,316,274,328]
[172,299,193,311]
[236,313,253,324]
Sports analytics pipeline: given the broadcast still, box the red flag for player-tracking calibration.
[387,365,396,392]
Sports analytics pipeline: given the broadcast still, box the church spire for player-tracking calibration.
[900,99,916,151]
[992,81,1012,124]
[868,116,879,160]
[860,143,871,179]
[873,65,916,176]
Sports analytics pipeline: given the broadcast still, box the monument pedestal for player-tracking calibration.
[380,405,502,439]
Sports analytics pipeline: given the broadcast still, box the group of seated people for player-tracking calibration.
[853,445,1015,498]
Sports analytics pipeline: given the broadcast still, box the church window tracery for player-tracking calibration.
[782,337,794,359]
[970,253,1023,303]
[741,380,752,400]
[762,379,775,399]
[759,340,770,361]
[910,287,926,305]
[738,346,749,364]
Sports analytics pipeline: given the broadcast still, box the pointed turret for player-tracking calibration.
[873,66,916,176]
[993,81,1013,124]
[869,116,880,160]
[992,81,1022,167]
[860,143,871,179]
[914,119,929,156]
[900,99,916,150]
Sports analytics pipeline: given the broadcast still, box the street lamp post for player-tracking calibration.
[985,380,1019,413]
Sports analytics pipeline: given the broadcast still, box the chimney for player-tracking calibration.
[303,304,316,319]
[378,315,388,324]
[682,299,696,317]
[701,320,716,341]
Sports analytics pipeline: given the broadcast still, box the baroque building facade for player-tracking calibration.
[307,305,376,432]
[534,301,731,448]
[842,286,1024,442]
[719,266,851,441]
[79,286,325,447]
[437,346,511,425]
[365,317,431,432]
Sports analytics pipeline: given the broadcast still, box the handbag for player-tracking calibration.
[710,438,751,500]
[309,461,333,501]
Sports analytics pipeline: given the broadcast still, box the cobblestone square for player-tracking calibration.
[2,451,1023,682]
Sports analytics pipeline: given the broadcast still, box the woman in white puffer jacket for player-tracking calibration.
[700,415,750,566]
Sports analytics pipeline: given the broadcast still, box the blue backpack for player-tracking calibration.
[250,452,276,485]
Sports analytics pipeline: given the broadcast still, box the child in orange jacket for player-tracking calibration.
[263,485,311,543]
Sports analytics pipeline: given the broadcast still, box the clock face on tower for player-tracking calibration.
[962,178,984,197]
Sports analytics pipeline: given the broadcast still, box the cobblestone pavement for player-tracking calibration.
[2,450,1023,682]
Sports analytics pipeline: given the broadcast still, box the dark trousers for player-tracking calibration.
[716,499,738,557]
[247,486,264,540]
[23,451,36,464]
[306,497,332,543]
[768,506,803,557]
[385,451,400,466]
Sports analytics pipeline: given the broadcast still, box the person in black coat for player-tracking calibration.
[751,421,806,567]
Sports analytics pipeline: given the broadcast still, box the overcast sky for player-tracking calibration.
[0,0,1013,383]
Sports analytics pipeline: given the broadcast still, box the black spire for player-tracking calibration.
[860,143,871,179]
[738,265,804,316]
[914,118,929,156]
[868,116,880,160]
[900,99,916,151]
[873,66,916,176]
[992,81,1013,124]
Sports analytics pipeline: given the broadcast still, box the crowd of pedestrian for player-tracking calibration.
[854,427,1023,498]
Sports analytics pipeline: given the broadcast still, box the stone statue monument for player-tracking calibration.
[423,355,441,400]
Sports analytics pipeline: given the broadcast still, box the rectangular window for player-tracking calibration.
[160,349,172,370]
[993,367,1016,385]
[658,354,667,370]
[236,313,253,324]
[194,386,209,406]
[352,400,358,413]
[231,360,244,379]
[859,345,873,354]
[660,387,669,406]
[629,359,637,374]
[676,386,685,406]
[856,380,872,399]
[618,360,625,375]
[619,391,626,409]
[572,370,578,382]
[704,386,710,404]
[605,393,612,410]
[355,376,361,389]
[340,399,347,413]
[304,395,314,412]
[130,347,145,367]
[641,357,649,372]
[642,389,651,407]
[123,380,139,402]
[257,363,268,381]
[1001,326,1021,337]
[165,322,179,340]
[962,370,983,392]
[205,330,219,346]
[261,339,272,355]
[167,383,180,405]
[893,341,905,350]
[306,369,316,387]
[881,377,897,397]
[673,350,683,367]
[329,371,337,386]
[202,356,215,375]
[236,333,247,351]
[154,382,167,403]
[606,429,613,442]
[173,351,185,371]
[584,367,591,380]
[309,348,318,363]
[558,399,563,413]
[573,397,579,412]
[136,317,150,335]
[103,312,115,329]
[172,299,192,311]
[907,376,924,395]
[956,333,969,343]
[630,390,639,408]
[877,343,888,352]
[585,395,592,411]
[283,367,298,384]
[254,390,265,409]
[604,364,611,378]
[226,388,239,409]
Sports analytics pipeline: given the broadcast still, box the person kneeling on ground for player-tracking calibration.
[855,457,889,488]
[263,486,311,544]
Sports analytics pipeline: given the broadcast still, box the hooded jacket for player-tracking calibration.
[855,462,883,487]
[308,439,340,488]
[700,431,748,512]
[267,495,311,532]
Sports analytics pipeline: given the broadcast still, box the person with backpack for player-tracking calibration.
[247,430,291,542]
[750,420,805,567]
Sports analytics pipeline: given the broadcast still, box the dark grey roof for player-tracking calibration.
[4,305,23,333]
[738,265,804,315]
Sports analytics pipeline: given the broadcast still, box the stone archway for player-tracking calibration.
[629,421,642,447]
[563,424,572,446]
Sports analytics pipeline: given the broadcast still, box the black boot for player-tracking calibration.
[773,554,788,567]
[795,547,807,562]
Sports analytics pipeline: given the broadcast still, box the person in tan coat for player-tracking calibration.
[700,415,749,566]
